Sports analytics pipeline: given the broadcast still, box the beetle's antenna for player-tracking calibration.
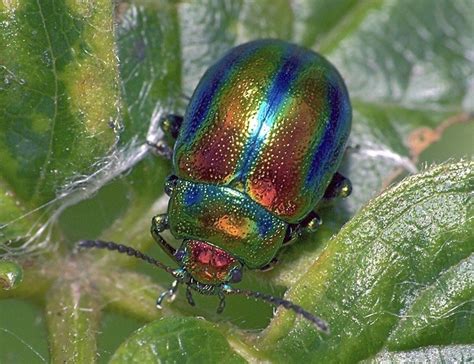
[224,287,329,333]
[77,240,177,276]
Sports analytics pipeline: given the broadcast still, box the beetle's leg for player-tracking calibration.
[146,140,173,160]
[185,286,196,307]
[156,279,179,309]
[259,257,279,272]
[179,92,191,102]
[164,175,179,196]
[323,172,352,199]
[147,114,184,159]
[282,211,321,246]
[160,114,183,140]
[283,223,303,246]
[282,224,302,246]
[151,214,177,261]
[216,292,226,314]
[271,212,321,272]
[300,211,322,233]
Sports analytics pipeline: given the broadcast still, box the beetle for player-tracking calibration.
[79,39,352,332]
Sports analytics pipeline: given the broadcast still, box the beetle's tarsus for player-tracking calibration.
[146,140,174,159]
[186,286,196,306]
[152,214,169,232]
[324,172,352,199]
[148,114,183,160]
[282,211,321,245]
[160,114,183,140]
[300,211,322,233]
[164,175,179,196]
[156,292,166,309]
[216,292,226,314]
[157,280,180,308]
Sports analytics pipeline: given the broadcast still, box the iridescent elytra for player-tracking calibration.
[80,39,352,332]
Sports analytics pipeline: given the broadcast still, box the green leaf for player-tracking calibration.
[1,0,473,362]
[363,345,474,363]
[117,0,181,142]
[109,317,246,363]
[258,161,473,363]
[328,0,473,108]
[387,255,474,350]
[0,181,31,245]
[90,1,182,261]
[329,0,474,214]
[0,0,119,208]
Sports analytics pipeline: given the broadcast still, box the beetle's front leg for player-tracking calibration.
[151,214,177,260]
[216,292,226,314]
[156,280,180,309]
[147,114,183,160]
[323,172,352,199]
[186,286,196,307]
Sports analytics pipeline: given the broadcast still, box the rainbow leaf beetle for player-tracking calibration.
[80,39,352,332]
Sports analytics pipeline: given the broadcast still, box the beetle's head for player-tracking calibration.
[174,239,243,287]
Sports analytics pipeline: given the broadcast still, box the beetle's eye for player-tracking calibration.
[165,175,179,196]
[230,267,243,283]
[174,249,186,262]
